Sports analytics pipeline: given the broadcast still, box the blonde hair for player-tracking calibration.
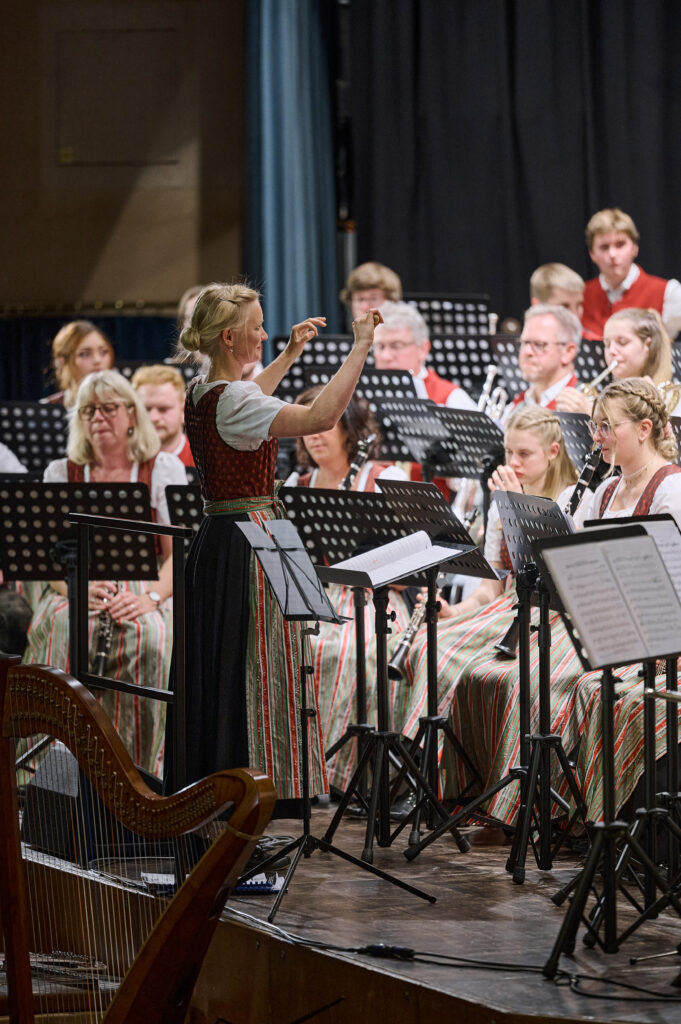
[585,207,639,250]
[176,284,204,331]
[50,320,114,402]
[605,307,672,384]
[593,377,677,462]
[339,262,403,306]
[504,406,578,499]
[68,370,160,464]
[176,282,260,366]
[529,263,584,303]
[131,363,186,402]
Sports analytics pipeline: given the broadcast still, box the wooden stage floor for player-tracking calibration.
[191,805,681,1024]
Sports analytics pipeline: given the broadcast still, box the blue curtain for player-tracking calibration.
[244,0,340,356]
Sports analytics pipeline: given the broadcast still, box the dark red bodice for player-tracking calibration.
[184,382,279,500]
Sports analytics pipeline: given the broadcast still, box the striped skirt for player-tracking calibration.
[310,584,412,790]
[21,580,172,777]
[401,591,680,824]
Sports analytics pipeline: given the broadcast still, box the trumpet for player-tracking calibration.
[657,380,681,414]
[577,359,618,398]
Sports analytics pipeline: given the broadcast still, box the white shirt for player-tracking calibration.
[190,377,286,452]
[501,372,575,426]
[43,451,188,526]
[600,264,681,339]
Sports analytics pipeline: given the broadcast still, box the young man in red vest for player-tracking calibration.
[372,301,476,409]
[582,207,681,341]
[503,305,581,423]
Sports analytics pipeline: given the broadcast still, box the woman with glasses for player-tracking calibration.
[449,378,681,832]
[22,369,187,775]
[43,320,115,407]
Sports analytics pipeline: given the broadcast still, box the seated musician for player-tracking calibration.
[556,306,678,414]
[21,369,187,776]
[529,262,584,320]
[448,378,681,829]
[340,260,403,324]
[285,388,412,794]
[502,304,581,423]
[42,319,115,407]
[581,207,681,342]
[394,407,581,761]
[373,301,477,409]
[132,363,196,466]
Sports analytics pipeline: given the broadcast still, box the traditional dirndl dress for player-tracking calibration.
[184,380,327,813]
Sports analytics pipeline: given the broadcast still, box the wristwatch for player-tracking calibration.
[146,590,162,607]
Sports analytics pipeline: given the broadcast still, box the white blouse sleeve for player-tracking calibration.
[215,381,287,451]
[0,443,27,473]
[650,472,681,528]
[150,452,188,525]
[43,458,69,483]
[483,501,505,563]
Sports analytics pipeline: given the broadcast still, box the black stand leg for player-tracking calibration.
[505,574,587,883]
[237,626,435,918]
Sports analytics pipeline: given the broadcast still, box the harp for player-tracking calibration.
[0,658,276,1023]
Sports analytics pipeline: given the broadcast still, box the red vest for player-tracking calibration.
[422,368,459,404]
[582,267,667,340]
[174,434,195,467]
[598,464,681,518]
[184,382,278,501]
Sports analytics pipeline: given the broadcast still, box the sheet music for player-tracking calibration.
[543,536,681,668]
[332,530,432,574]
[637,520,681,602]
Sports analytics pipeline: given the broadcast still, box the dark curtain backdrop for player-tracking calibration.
[345,0,681,319]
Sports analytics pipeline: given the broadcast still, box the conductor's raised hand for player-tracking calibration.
[287,316,327,358]
[352,307,383,347]
[489,464,522,494]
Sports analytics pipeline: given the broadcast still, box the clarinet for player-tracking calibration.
[92,585,118,676]
[387,601,426,681]
[339,433,376,490]
[564,443,603,517]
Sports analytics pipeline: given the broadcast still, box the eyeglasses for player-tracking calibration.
[78,401,131,421]
[518,338,567,354]
[373,340,418,354]
[587,419,626,439]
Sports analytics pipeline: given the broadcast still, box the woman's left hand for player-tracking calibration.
[287,316,327,358]
[489,465,522,494]
[107,589,158,623]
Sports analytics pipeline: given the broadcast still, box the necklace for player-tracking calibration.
[620,458,654,488]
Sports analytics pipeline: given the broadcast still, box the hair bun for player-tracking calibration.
[180,325,201,351]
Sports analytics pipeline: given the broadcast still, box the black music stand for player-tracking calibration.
[404,292,492,399]
[536,527,681,976]
[166,483,204,541]
[376,398,455,477]
[376,481,504,841]
[405,491,586,876]
[280,486,473,862]
[0,482,191,787]
[0,400,67,473]
[272,333,353,404]
[555,412,598,470]
[491,336,525,399]
[301,367,418,461]
[232,519,435,917]
[574,338,609,384]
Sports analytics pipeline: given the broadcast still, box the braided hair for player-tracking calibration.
[594,377,677,462]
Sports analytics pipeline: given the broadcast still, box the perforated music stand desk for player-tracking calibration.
[301,367,418,461]
[405,292,492,398]
[280,484,476,861]
[233,518,434,915]
[491,336,525,399]
[0,401,67,473]
[272,333,354,403]
[555,412,597,471]
[375,398,455,476]
[533,526,681,973]
[166,484,204,539]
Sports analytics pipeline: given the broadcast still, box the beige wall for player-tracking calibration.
[1,0,245,310]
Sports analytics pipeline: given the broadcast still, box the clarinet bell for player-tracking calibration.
[494,616,519,659]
